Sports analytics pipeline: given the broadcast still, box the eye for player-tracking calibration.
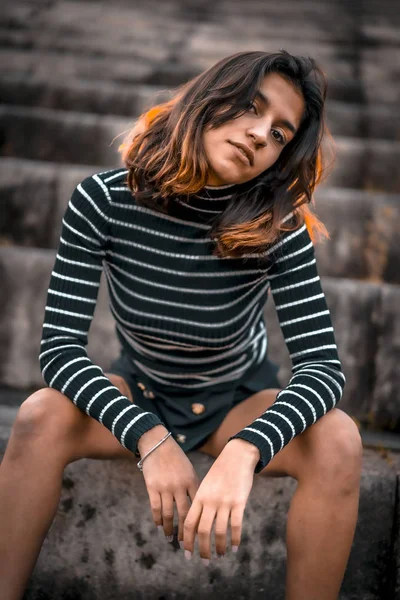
[272,129,286,146]
[247,101,258,114]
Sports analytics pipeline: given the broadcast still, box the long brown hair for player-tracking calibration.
[118,50,334,258]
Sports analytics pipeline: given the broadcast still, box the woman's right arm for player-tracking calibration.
[39,173,164,457]
[40,173,201,542]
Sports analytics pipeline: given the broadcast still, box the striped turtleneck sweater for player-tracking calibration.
[39,167,345,474]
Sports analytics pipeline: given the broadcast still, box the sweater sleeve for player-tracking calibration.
[228,221,346,473]
[39,173,165,457]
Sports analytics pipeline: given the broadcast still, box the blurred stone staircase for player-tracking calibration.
[0,0,399,598]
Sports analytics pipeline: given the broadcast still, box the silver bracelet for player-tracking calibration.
[137,431,172,472]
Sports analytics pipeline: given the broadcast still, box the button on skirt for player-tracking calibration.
[107,350,281,455]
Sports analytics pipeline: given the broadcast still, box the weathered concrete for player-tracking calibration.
[395,472,400,599]
[1,0,399,107]
[0,158,102,249]
[0,105,125,168]
[0,246,120,389]
[369,285,400,432]
[0,426,397,600]
[313,186,400,285]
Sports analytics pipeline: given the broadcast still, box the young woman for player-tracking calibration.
[0,50,362,600]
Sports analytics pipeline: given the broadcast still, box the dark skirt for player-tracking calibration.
[107,350,281,454]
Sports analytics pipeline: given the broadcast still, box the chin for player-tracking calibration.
[208,166,246,186]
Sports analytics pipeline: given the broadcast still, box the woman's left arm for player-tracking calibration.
[183,220,346,561]
[227,220,346,472]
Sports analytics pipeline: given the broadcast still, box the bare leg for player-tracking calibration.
[284,477,361,600]
[0,428,68,600]
[197,388,362,598]
[0,376,136,600]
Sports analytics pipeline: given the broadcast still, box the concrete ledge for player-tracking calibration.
[0,436,397,600]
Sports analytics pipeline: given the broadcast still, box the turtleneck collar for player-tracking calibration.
[170,179,259,226]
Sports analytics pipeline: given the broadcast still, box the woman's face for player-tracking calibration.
[202,72,306,186]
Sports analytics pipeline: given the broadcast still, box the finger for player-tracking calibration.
[174,490,191,547]
[187,481,199,504]
[214,506,231,557]
[197,505,217,562]
[148,492,162,529]
[183,498,203,555]
[161,492,175,541]
[230,504,245,552]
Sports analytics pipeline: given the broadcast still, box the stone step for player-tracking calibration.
[1,106,400,191]
[313,186,400,285]
[0,105,127,169]
[0,245,398,432]
[1,158,399,284]
[1,2,399,106]
[0,245,120,392]
[0,404,398,599]
[0,158,96,250]
[2,0,398,52]
[1,75,399,142]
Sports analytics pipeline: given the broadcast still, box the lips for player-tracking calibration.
[228,141,254,167]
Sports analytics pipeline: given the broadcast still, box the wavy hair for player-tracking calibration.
[118,50,335,258]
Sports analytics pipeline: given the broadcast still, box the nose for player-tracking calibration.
[249,128,268,148]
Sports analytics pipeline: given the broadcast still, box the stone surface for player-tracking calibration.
[369,285,400,431]
[0,105,126,167]
[0,434,397,600]
[313,186,400,285]
[0,158,99,248]
[0,246,120,389]
[2,0,399,107]
[395,473,400,599]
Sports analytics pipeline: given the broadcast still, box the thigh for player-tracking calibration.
[197,389,287,473]
[67,373,138,463]
[197,388,308,479]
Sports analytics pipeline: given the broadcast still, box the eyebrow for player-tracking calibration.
[254,90,298,136]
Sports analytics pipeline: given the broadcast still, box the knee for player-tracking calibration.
[12,388,81,444]
[305,409,363,493]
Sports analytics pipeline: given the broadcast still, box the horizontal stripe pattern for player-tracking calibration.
[39,172,164,456]
[228,219,345,472]
[39,168,345,470]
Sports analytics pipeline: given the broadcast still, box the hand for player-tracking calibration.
[182,439,259,562]
[138,426,201,543]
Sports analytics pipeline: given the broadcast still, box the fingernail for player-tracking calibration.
[185,550,192,561]
[165,534,173,543]
[157,525,163,532]
[232,545,239,553]
[201,558,210,566]
[179,540,184,549]
[217,553,225,559]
